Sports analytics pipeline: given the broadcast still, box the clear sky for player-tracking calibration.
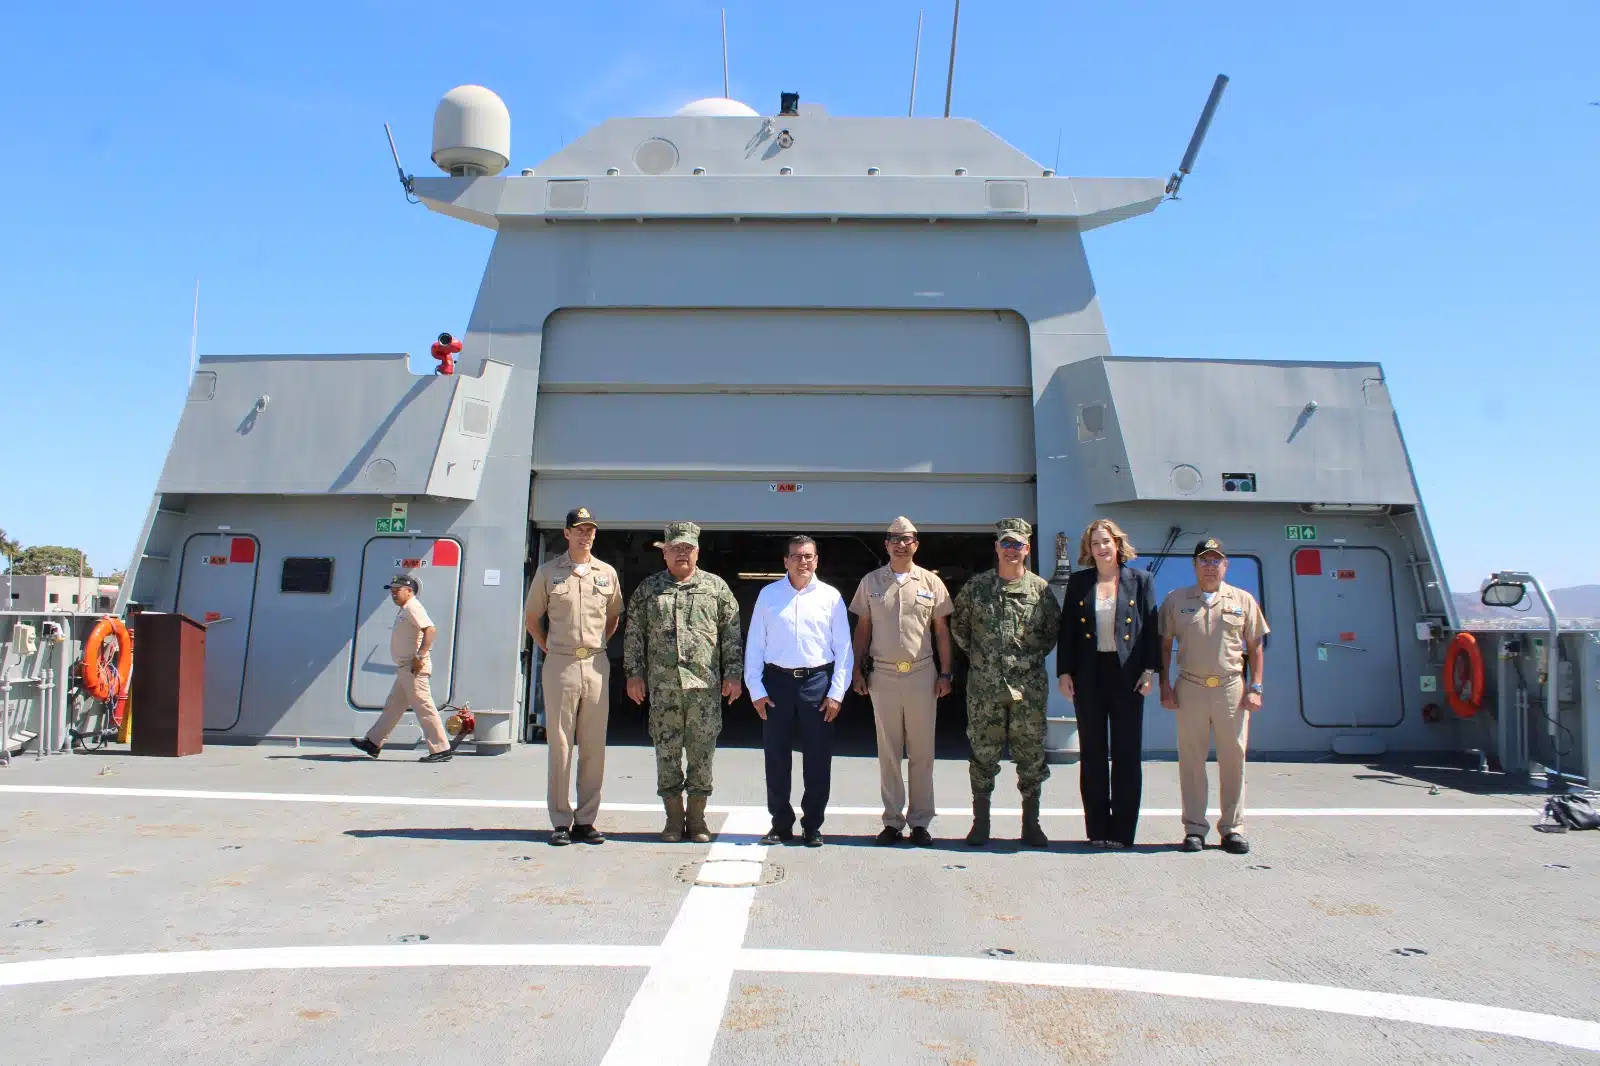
[3,1,1596,589]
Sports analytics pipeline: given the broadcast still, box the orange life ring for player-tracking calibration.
[1444,632,1484,719]
[82,616,133,704]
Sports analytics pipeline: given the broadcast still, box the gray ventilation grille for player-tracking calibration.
[188,372,216,402]
[461,398,492,437]
[985,181,1028,213]
[546,180,589,211]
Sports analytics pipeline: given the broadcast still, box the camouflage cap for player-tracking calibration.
[654,521,701,548]
[995,517,1032,541]
[886,516,918,536]
[1193,537,1226,559]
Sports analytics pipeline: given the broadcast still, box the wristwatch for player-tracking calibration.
[1247,682,1263,694]
[938,673,953,681]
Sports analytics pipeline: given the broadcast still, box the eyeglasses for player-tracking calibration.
[998,539,1027,551]
[1196,556,1225,567]
[887,535,917,546]
[787,553,818,563]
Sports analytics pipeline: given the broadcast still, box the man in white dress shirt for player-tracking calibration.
[745,535,855,847]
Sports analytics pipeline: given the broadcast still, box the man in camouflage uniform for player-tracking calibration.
[623,521,744,843]
[950,517,1063,848]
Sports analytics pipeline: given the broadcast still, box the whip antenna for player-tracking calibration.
[909,9,923,116]
[721,9,730,98]
[384,122,417,202]
[1165,74,1229,198]
[943,0,961,117]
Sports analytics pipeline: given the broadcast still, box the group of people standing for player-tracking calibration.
[356,507,1269,856]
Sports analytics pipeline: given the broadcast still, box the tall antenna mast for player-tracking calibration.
[189,276,200,377]
[909,9,923,117]
[721,8,730,98]
[943,0,961,118]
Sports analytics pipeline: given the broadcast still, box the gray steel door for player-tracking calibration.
[349,537,463,709]
[175,533,260,731]
[1291,546,1404,727]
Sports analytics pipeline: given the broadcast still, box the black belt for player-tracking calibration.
[765,663,833,678]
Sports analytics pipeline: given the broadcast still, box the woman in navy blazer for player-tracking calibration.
[1055,519,1161,848]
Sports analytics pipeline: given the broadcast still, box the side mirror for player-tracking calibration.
[1480,581,1526,609]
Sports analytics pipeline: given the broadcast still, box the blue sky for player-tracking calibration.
[3,1,1597,589]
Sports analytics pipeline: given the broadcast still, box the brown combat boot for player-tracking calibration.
[965,793,991,847]
[685,795,712,843]
[1020,794,1049,848]
[660,794,686,843]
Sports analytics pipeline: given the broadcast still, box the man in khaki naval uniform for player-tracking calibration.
[348,575,453,763]
[849,516,954,847]
[1158,538,1269,855]
[525,507,624,846]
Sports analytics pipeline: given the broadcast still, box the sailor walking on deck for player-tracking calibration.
[951,518,1062,848]
[1158,538,1269,855]
[524,507,623,846]
[849,516,954,846]
[747,535,854,848]
[623,522,744,844]
[349,575,453,763]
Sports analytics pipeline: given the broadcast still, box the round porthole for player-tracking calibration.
[1171,464,1203,495]
[633,138,679,174]
[365,459,398,488]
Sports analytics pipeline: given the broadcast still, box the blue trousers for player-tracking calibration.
[762,664,835,833]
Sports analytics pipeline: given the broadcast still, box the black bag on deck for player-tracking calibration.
[1545,794,1600,831]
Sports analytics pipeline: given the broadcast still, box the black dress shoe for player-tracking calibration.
[1221,832,1250,855]
[759,828,794,846]
[908,827,934,847]
[418,750,453,764]
[803,828,824,847]
[1181,834,1204,852]
[875,827,904,846]
[549,826,571,846]
[572,824,605,845]
[349,737,380,759]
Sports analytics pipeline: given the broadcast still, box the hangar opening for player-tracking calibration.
[525,528,1015,755]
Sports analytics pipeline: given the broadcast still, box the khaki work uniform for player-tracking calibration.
[367,598,449,754]
[1158,582,1269,837]
[850,565,953,830]
[526,553,623,828]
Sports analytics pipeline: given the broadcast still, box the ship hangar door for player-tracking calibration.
[174,532,260,731]
[349,537,463,711]
[1290,546,1404,727]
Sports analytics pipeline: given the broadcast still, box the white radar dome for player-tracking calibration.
[675,97,759,117]
[431,85,511,177]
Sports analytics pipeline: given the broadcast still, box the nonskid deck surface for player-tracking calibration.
[0,746,1594,1064]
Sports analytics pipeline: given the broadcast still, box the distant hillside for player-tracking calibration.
[1452,584,1600,622]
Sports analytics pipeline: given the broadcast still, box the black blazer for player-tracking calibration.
[1055,565,1161,681]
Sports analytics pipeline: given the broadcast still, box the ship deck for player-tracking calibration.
[1,744,1596,1064]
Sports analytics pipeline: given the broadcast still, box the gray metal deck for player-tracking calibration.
[1,745,1595,1063]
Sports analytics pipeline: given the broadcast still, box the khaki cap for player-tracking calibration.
[654,521,701,548]
[886,516,918,536]
[995,517,1033,541]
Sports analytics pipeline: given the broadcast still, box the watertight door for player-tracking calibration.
[349,537,463,710]
[174,533,260,731]
[1291,546,1404,727]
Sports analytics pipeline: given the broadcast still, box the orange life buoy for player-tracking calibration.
[1443,632,1484,719]
[82,616,133,705]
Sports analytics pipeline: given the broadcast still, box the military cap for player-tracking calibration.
[1193,537,1226,559]
[654,521,701,548]
[565,506,598,529]
[886,516,918,536]
[995,517,1033,541]
[384,575,420,592]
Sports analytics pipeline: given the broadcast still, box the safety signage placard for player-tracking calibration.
[376,517,407,533]
[390,502,408,520]
[1285,524,1317,541]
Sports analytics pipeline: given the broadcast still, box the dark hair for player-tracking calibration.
[786,535,817,556]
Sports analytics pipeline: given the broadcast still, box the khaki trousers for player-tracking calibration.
[543,651,610,828]
[1175,676,1249,837]
[869,662,938,830]
[367,668,449,754]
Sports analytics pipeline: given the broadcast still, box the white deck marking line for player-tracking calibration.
[0,785,1537,818]
[740,949,1600,1054]
[2,941,1595,1054]
[0,944,656,988]
[599,809,771,1066]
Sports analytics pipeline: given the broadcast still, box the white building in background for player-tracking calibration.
[0,574,118,613]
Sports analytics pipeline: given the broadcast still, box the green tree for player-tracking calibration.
[103,570,126,586]
[0,528,19,567]
[8,545,89,577]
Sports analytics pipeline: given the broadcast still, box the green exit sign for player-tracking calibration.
[1285,524,1317,541]
[377,517,407,533]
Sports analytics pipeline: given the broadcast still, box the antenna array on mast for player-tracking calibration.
[1165,74,1229,198]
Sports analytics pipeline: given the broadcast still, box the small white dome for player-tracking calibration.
[675,97,759,118]
[432,85,511,177]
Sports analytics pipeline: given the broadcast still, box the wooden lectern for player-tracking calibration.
[130,613,206,757]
